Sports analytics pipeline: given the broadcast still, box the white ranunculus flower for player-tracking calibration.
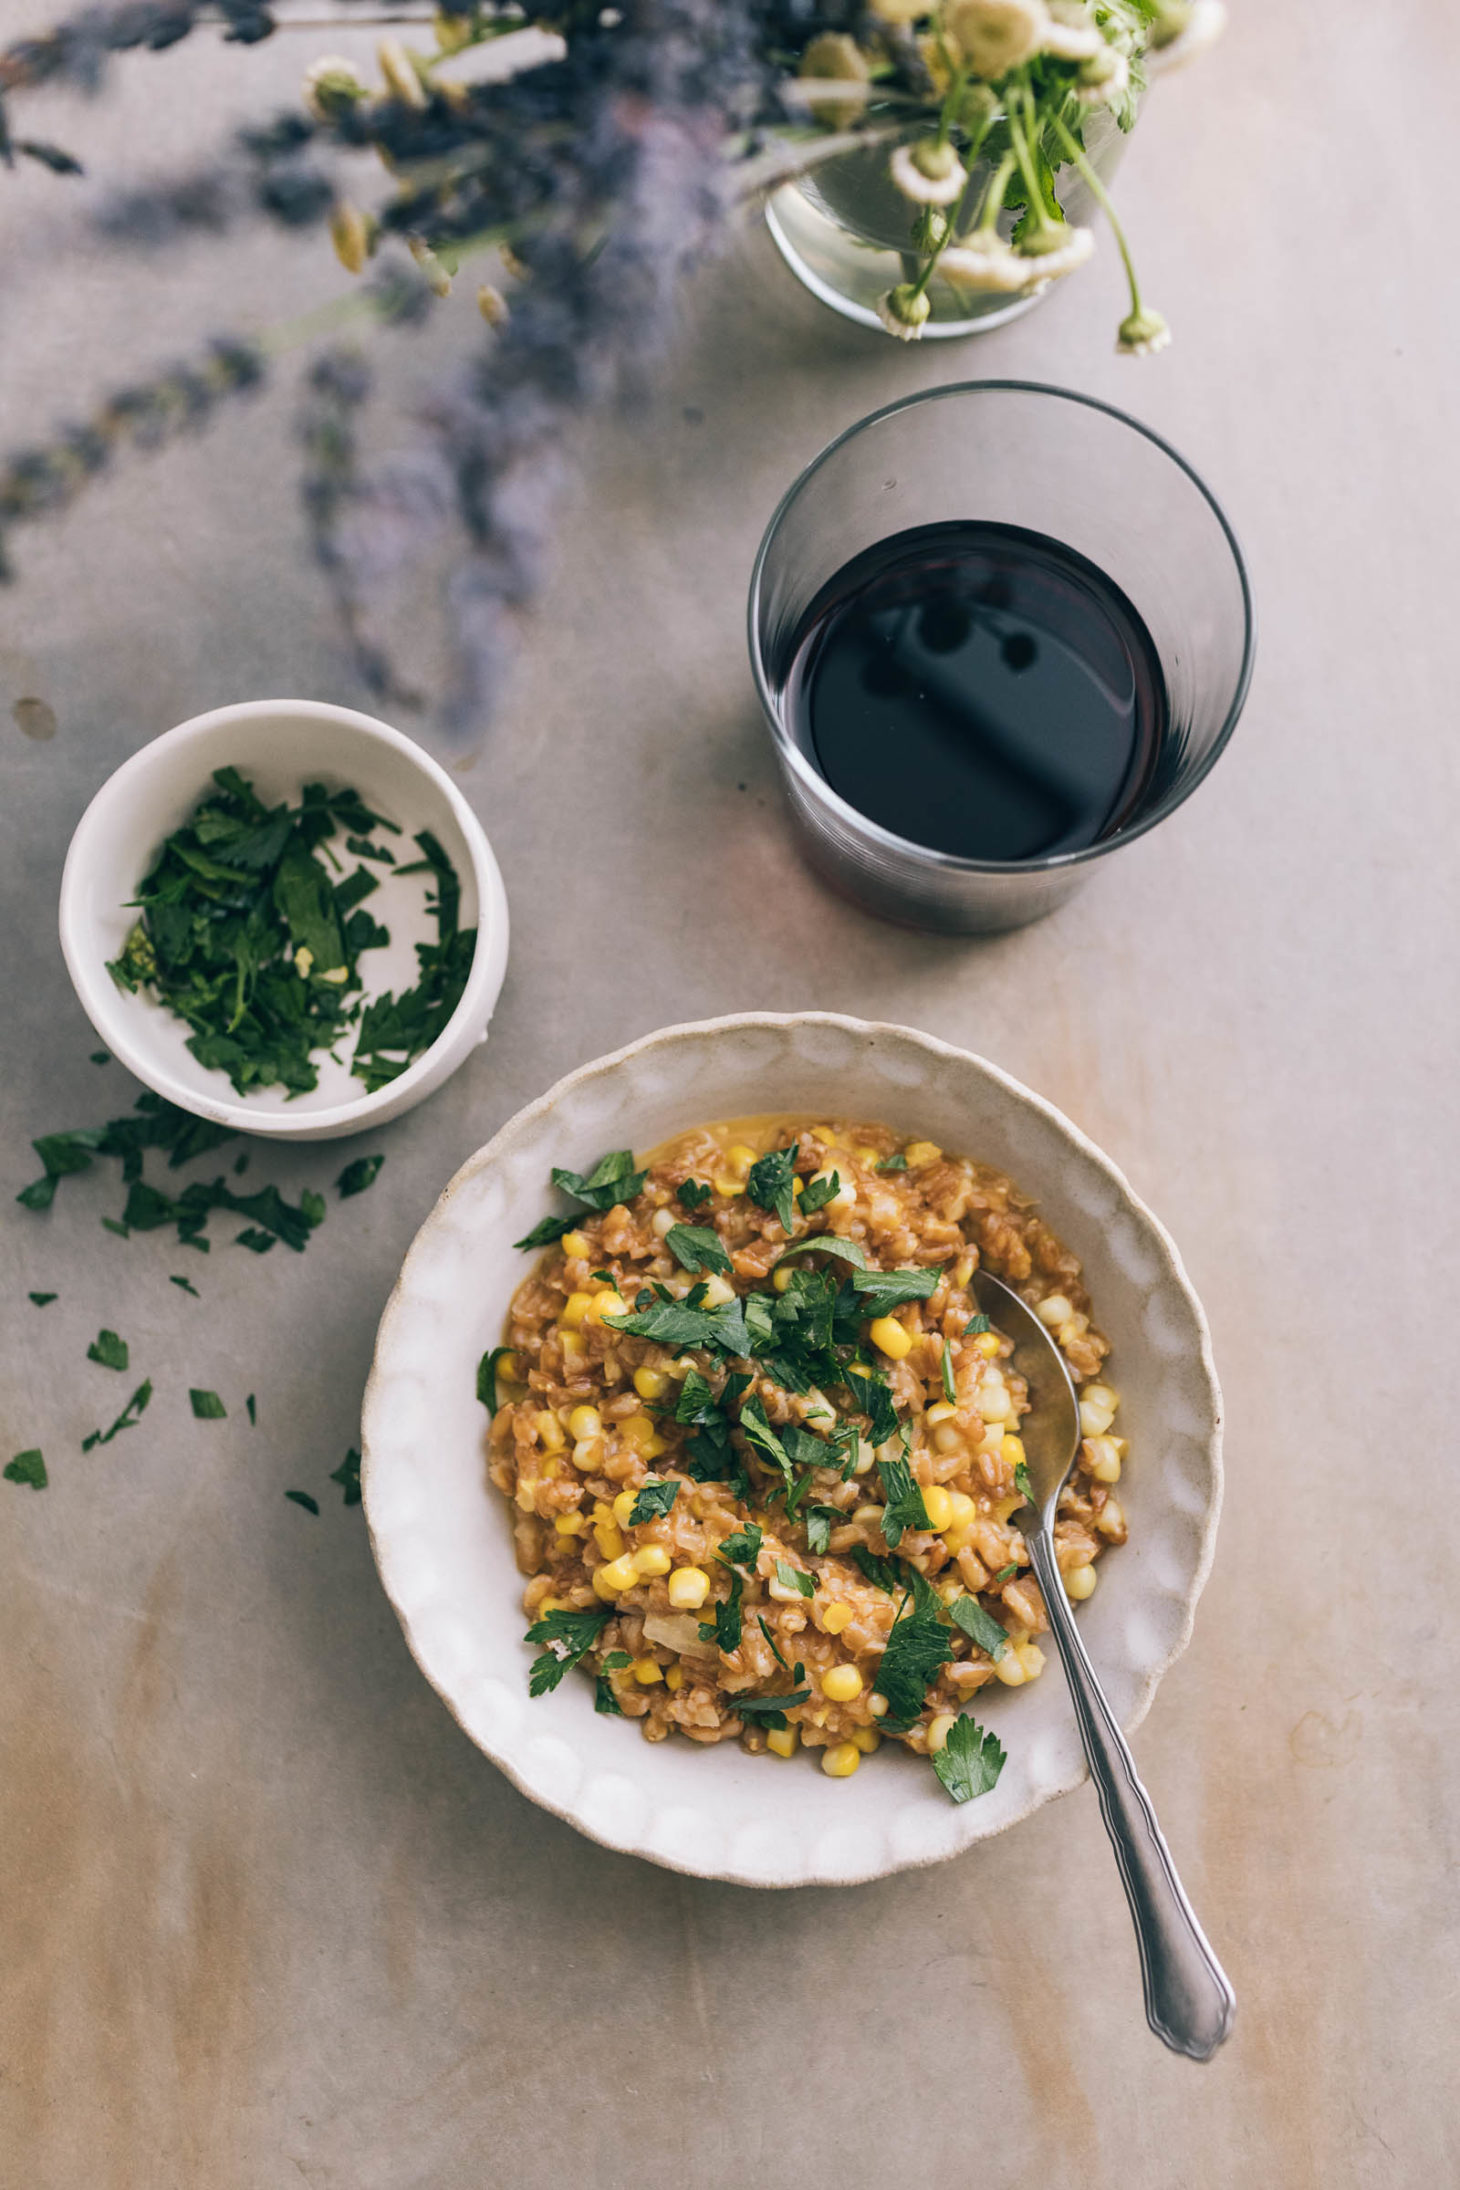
[869,0,931,22]
[890,140,970,206]
[944,0,1050,81]
[876,283,933,338]
[1042,2,1103,61]
[1077,47,1130,104]
[1150,0,1227,65]
[1017,223,1095,280]
[939,234,1039,293]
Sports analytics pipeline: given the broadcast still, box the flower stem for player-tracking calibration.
[1050,110,1142,316]
[906,104,997,302]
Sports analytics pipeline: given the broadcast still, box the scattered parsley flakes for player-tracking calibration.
[941,1341,957,1404]
[285,1490,320,1514]
[1014,1460,1036,1506]
[86,1328,129,1372]
[5,1449,47,1490]
[757,1614,790,1670]
[715,1522,763,1572]
[82,1379,152,1451]
[727,1664,810,1728]
[874,1577,953,1728]
[804,1505,840,1555]
[851,1263,943,1314]
[738,1396,794,1494]
[628,1478,678,1525]
[774,1233,867,1273]
[525,1605,612,1696]
[594,1674,624,1715]
[337,1154,384,1197]
[877,1454,931,1548]
[245,1394,257,1427]
[948,1596,1010,1660]
[964,1313,992,1336]
[797,1169,841,1215]
[746,1145,798,1235]
[476,1345,516,1413]
[851,1545,900,1592]
[514,1150,648,1250]
[189,1389,226,1420]
[101,1218,130,1238]
[28,1291,57,1307]
[699,1571,744,1651]
[89,1050,110,1065]
[330,1447,362,1505]
[992,1562,1017,1584]
[932,1714,1006,1805]
[774,1558,815,1599]
[677,1178,712,1210]
[664,1223,732,1277]
[169,1274,201,1297]
[876,1153,908,1173]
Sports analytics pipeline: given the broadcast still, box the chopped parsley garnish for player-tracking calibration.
[850,1263,943,1314]
[245,1394,257,1426]
[715,1522,763,1572]
[86,1328,129,1372]
[28,1291,57,1307]
[337,1154,385,1197]
[476,1345,515,1413]
[757,1614,790,1670]
[514,1149,647,1249]
[189,1388,226,1419]
[699,1571,744,1652]
[874,1574,954,1728]
[877,1153,908,1173]
[992,1563,1017,1583]
[842,1366,899,1445]
[948,1596,1010,1660]
[964,1313,992,1336]
[605,1294,751,1357]
[90,1050,110,1065]
[169,1275,200,1297]
[797,1169,841,1215]
[738,1396,794,1494]
[285,1490,320,1514]
[1014,1460,1036,1506]
[774,1558,815,1599]
[774,1233,867,1273]
[594,1675,624,1715]
[330,1447,362,1506]
[82,1379,152,1451]
[877,1455,931,1548]
[931,1715,1006,1805]
[524,1605,612,1696]
[677,1178,713,1210]
[941,1342,957,1404]
[727,1666,810,1728]
[851,1545,900,1592]
[663,1223,731,1277]
[101,1218,130,1238]
[235,1229,275,1253]
[746,1145,798,1235]
[804,1505,840,1555]
[5,1449,47,1490]
[628,1478,679,1525]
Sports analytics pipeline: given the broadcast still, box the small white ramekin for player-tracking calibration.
[58,698,509,1142]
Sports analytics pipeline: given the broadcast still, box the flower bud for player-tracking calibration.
[378,36,429,109]
[408,235,454,297]
[1117,304,1171,355]
[302,56,364,123]
[877,283,933,340]
[477,283,510,327]
[797,32,871,131]
[433,8,476,55]
[328,200,374,276]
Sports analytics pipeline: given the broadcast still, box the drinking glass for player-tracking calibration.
[748,382,1255,934]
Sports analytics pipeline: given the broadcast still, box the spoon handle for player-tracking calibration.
[1028,1529,1236,2060]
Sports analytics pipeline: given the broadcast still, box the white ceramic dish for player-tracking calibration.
[58,698,510,1142]
[362,1014,1222,1888]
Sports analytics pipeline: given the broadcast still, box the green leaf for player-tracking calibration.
[699,1570,744,1652]
[842,1367,899,1446]
[963,1314,991,1336]
[738,1396,793,1494]
[169,1275,201,1297]
[876,1153,908,1173]
[757,1614,790,1671]
[715,1523,763,1572]
[594,1675,624,1715]
[285,1490,320,1514]
[746,1145,798,1235]
[337,1154,384,1197]
[948,1596,1010,1660]
[550,1149,647,1212]
[932,1715,1006,1805]
[525,1605,612,1696]
[86,1328,129,1372]
[874,1580,953,1726]
[797,1170,841,1215]
[189,1389,227,1420]
[300,1189,326,1228]
[664,1224,732,1277]
[234,1229,276,1254]
[677,1178,712,1210]
[605,1296,751,1358]
[1015,1461,1036,1506]
[330,1447,362,1506]
[476,1345,515,1413]
[5,1449,47,1490]
[245,1395,257,1427]
[992,1562,1018,1583]
[27,1291,57,1307]
[17,1176,57,1211]
[805,1505,840,1555]
[851,1545,900,1592]
[774,1233,868,1273]
[727,1667,810,1727]
[774,1558,815,1599]
[513,1213,578,1251]
[877,1455,931,1548]
[941,1342,957,1404]
[851,1264,943,1314]
[628,1478,679,1525]
[82,1379,152,1451]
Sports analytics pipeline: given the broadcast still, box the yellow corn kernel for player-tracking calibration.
[932,1423,964,1456]
[979,1378,1012,1422]
[571,1440,600,1472]
[993,1494,1023,1524]
[821,1741,861,1778]
[536,1412,566,1453]
[596,1553,639,1594]
[592,1567,620,1601]
[1085,1435,1122,1484]
[696,1273,736,1309]
[553,1512,587,1536]
[869,1693,889,1719]
[823,1664,864,1703]
[560,1291,594,1330]
[632,1544,672,1579]
[1083,1383,1118,1414]
[725,1143,756,1178]
[664,1664,684,1692]
[633,1366,669,1402]
[944,1490,977,1530]
[1096,1497,1125,1540]
[568,1404,602,1442]
[994,1648,1027,1686]
[612,1488,638,1530]
[942,1523,977,1556]
[667,1565,710,1610]
[1001,1434,1026,1470]
[1065,1563,1098,1601]
[920,1484,954,1533]
[631,1656,663,1685]
[560,1331,587,1367]
[869,1315,912,1361]
[904,1140,941,1167]
[585,1291,627,1324]
[822,1602,853,1636]
[927,1711,958,1754]
[1036,1293,1074,1328]
[536,1595,569,1617]
[1079,1399,1115,1438]
[767,1726,798,1759]
[852,1503,882,1530]
[713,1175,745,1199]
[974,1330,1002,1358]
[792,1176,805,1198]
[925,1400,958,1426]
[495,1349,521,1384]
[772,1266,794,1293]
[619,1414,657,1453]
[593,1520,626,1562]
[1015,1641,1046,1679]
[852,1726,881,1755]
[560,1229,592,1260]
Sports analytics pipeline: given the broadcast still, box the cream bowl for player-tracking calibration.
[58,698,510,1142]
[361,1014,1222,1887]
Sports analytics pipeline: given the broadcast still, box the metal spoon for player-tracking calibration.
[973,1269,1236,2061]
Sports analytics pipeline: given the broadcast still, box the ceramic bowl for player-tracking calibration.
[58,698,510,1142]
[361,1014,1222,1887]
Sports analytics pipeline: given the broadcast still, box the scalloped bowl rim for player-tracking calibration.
[361,1013,1223,1888]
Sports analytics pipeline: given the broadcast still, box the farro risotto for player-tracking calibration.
[483,1118,1127,1805]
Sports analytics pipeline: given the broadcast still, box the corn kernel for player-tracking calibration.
[904,1140,941,1167]
[927,1711,958,1753]
[920,1484,954,1533]
[852,1437,875,1476]
[792,1176,804,1198]
[664,1664,684,1692]
[852,1503,882,1529]
[697,1273,736,1309]
[592,1567,619,1601]
[767,1726,798,1758]
[596,1553,639,1594]
[1015,1641,1046,1679]
[651,1206,677,1238]
[974,1330,1002,1358]
[1036,1294,1074,1329]
[1096,1497,1125,1540]
[1001,1434,1026,1469]
[944,1490,976,1530]
[869,1693,889,1718]
[713,1176,744,1199]
[536,1595,568,1617]
[725,1143,756,1176]
[1079,1399,1115,1438]
[634,1366,669,1401]
[560,1291,594,1329]
[568,1404,602,1443]
[1085,1435,1122,1483]
[554,1512,586,1536]
[1083,1383,1118,1414]
[611,1488,638,1529]
[620,1413,657,1453]
[979,1377,1012,1421]
[823,1664,864,1703]
[942,1523,976,1555]
[560,1229,592,1260]
[593,1520,625,1561]
[852,1726,881,1755]
[994,1649,1026,1686]
[772,1266,794,1294]
[1065,1563,1098,1601]
[560,1331,587,1366]
[822,1602,853,1636]
[925,1400,958,1426]
[631,1656,663,1685]
[632,1544,672,1579]
[821,1741,861,1778]
[869,1315,912,1361]
[496,1349,521,1384]
[667,1565,710,1610]
[536,1412,566,1453]
[585,1291,627,1324]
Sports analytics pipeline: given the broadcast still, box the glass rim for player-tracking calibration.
[746,378,1257,879]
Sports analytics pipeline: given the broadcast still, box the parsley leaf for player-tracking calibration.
[330,1447,362,1506]
[86,1328,129,1372]
[677,1178,712,1210]
[189,1389,227,1420]
[5,1449,47,1490]
[932,1715,1006,1804]
[524,1605,612,1696]
[337,1154,385,1197]
[797,1170,841,1215]
[774,1558,815,1599]
[992,1562,1018,1583]
[664,1223,731,1277]
[169,1275,200,1297]
[82,1379,152,1451]
[757,1614,790,1670]
[605,1295,752,1357]
[851,1264,943,1314]
[842,1366,899,1446]
[746,1145,798,1235]
[513,1213,578,1251]
[877,1455,931,1548]
[699,1570,744,1651]
[715,1523,763,1572]
[941,1342,957,1404]
[851,1545,900,1592]
[774,1233,868,1273]
[28,1291,57,1306]
[285,1490,320,1514]
[727,1665,811,1727]
[877,1153,908,1173]
[476,1345,516,1413]
[1014,1461,1036,1506]
[594,1675,624,1715]
[948,1596,1010,1660]
[245,1395,257,1427]
[552,1148,646,1211]
[629,1478,679,1525]
[874,1576,953,1728]
[738,1396,795,1494]
[805,1505,840,1555]
[964,1314,992,1336]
